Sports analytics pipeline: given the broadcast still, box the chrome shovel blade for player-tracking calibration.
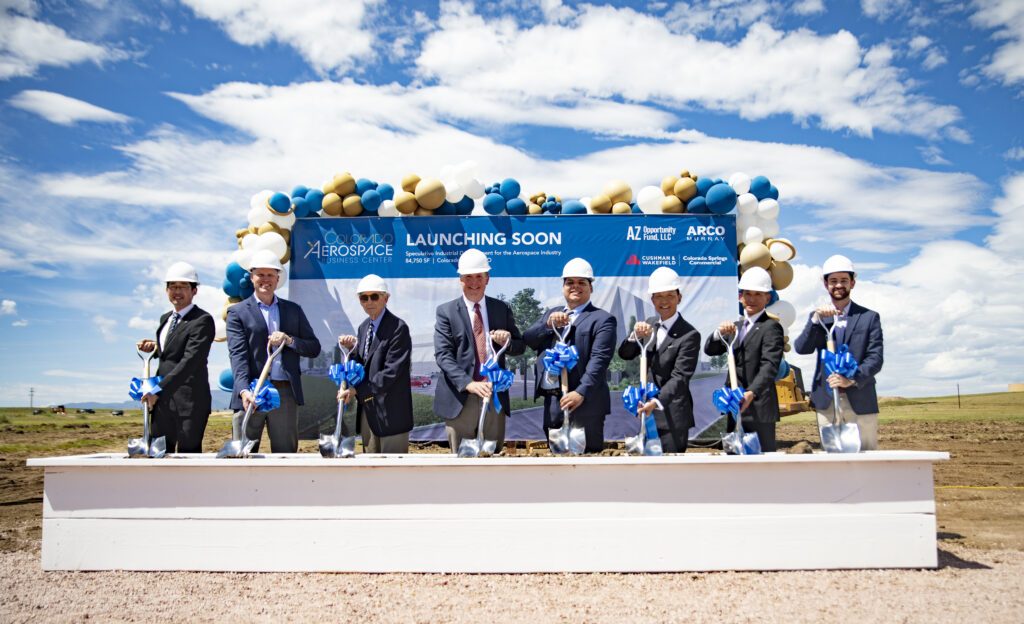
[567,425,587,456]
[480,440,498,456]
[838,423,862,453]
[624,434,644,456]
[216,437,256,459]
[318,433,339,458]
[548,419,570,455]
[819,424,844,454]
[127,436,149,458]
[643,438,664,456]
[742,432,762,455]
[148,436,167,459]
[721,431,743,455]
[457,438,481,458]
[339,435,357,458]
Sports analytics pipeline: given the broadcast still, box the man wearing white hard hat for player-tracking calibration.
[337,274,413,453]
[226,250,321,453]
[794,255,884,449]
[434,249,525,451]
[617,267,701,452]
[703,266,784,451]
[524,257,617,453]
[136,261,215,453]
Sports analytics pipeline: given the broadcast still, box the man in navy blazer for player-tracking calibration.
[136,261,215,453]
[226,250,321,453]
[434,249,525,452]
[524,257,617,454]
[794,255,884,449]
[337,274,413,453]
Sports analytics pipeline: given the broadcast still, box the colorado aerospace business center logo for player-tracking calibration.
[304,230,395,265]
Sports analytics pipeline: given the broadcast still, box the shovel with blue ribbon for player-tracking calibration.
[217,341,286,458]
[622,329,663,456]
[320,340,366,458]
[127,346,166,458]
[458,337,512,458]
[543,322,586,455]
[817,312,861,453]
[715,322,762,455]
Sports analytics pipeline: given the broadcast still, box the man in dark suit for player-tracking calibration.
[226,250,321,453]
[434,249,525,451]
[794,254,884,449]
[337,274,413,453]
[617,267,700,453]
[137,261,215,453]
[524,257,617,454]
[703,266,784,452]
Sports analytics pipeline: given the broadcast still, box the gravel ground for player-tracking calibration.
[2,544,1023,623]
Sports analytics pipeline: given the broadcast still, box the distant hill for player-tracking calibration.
[66,394,232,411]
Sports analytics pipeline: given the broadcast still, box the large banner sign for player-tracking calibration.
[289,214,738,441]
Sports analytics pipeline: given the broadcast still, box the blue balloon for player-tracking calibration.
[768,185,779,200]
[631,202,642,214]
[291,185,309,199]
[222,277,241,298]
[775,358,790,381]
[749,176,771,200]
[562,200,587,215]
[434,200,457,216]
[482,193,507,215]
[291,196,309,218]
[706,183,738,214]
[361,189,382,213]
[454,196,475,215]
[499,178,521,201]
[218,369,235,393]
[355,178,376,195]
[695,177,715,197]
[376,183,394,201]
[506,197,527,215]
[686,196,707,213]
[546,201,562,214]
[768,289,780,306]
[238,276,254,299]
[304,188,324,212]
[268,192,291,214]
[225,261,246,284]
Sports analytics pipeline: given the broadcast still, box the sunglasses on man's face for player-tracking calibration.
[359,293,382,302]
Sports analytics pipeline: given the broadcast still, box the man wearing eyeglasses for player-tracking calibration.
[434,249,525,452]
[336,274,413,453]
[794,255,884,449]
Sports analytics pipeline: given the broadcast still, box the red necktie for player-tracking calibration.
[473,303,486,381]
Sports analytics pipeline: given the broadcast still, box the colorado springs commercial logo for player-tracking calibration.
[304,230,394,264]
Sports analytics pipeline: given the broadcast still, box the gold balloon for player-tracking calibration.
[661,195,683,213]
[415,178,446,210]
[248,225,259,235]
[769,260,794,290]
[321,192,342,216]
[528,202,542,214]
[256,222,279,235]
[740,243,772,271]
[394,191,418,214]
[603,180,632,204]
[679,169,690,179]
[321,179,338,195]
[235,228,250,239]
[414,207,435,216]
[333,173,356,197]
[674,177,697,202]
[342,194,363,216]
[590,194,612,213]
[660,175,679,196]
[279,229,290,245]
[612,202,632,214]
[401,174,421,193]
[280,247,290,265]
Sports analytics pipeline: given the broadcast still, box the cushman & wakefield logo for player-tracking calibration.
[304,231,395,264]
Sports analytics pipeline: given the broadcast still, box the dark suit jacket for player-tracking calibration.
[350,309,413,437]
[524,302,617,429]
[153,306,215,423]
[703,313,783,424]
[618,314,700,450]
[793,300,884,414]
[226,295,321,411]
[433,296,525,420]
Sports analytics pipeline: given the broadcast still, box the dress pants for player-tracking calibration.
[152,405,208,453]
[816,392,879,450]
[360,411,410,453]
[233,381,298,453]
[446,394,504,451]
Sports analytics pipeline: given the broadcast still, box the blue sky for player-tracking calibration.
[0,0,1022,405]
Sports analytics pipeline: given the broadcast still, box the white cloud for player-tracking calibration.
[416,3,967,141]
[179,0,380,75]
[918,145,950,165]
[664,0,775,34]
[792,0,825,15]
[12,319,28,327]
[0,1,118,79]
[0,298,15,315]
[921,48,947,70]
[970,0,1024,87]
[1005,147,1024,161]
[44,368,121,381]
[8,89,131,125]
[93,315,118,342]
[861,0,910,19]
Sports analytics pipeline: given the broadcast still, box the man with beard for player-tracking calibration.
[794,255,884,449]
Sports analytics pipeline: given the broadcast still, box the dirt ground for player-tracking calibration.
[2,398,1023,622]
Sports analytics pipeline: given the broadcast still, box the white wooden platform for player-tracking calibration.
[27,450,948,572]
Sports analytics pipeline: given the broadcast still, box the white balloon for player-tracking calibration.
[758,216,780,238]
[769,240,795,262]
[743,226,764,246]
[464,178,486,199]
[736,212,756,232]
[267,210,296,229]
[446,182,466,203]
[259,231,287,259]
[736,193,758,216]
[249,190,273,212]
[636,185,665,214]
[580,196,592,212]
[230,248,254,271]
[757,198,780,220]
[455,161,478,186]
[214,317,227,342]
[440,164,455,181]
[728,172,751,195]
[249,205,271,228]
[378,199,399,217]
[241,233,260,251]
[768,300,796,329]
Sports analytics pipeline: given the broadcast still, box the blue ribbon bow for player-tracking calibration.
[712,386,746,417]
[329,361,366,387]
[480,358,515,412]
[621,383,660,414]
[248,379,281,412]
[542,343,578,377]
[821,345,859,379]
[128,376,163,401]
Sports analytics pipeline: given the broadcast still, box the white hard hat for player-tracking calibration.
[164,261,199,284]
[457,248,491,275]
[822,254,855,277]
[562,257,594,280]
[357,274,388,294]
[648,266,681,294]
[249,249,284,272]
[737,267,772,292]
